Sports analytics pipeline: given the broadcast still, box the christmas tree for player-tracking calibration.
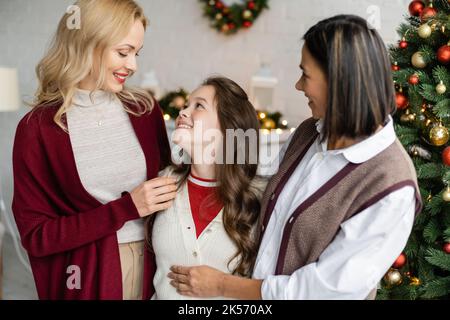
[379,0,450,299]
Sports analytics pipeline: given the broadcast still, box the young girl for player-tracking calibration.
[149,77,267,300]
[12,0,176,300]
[169,15,422,300]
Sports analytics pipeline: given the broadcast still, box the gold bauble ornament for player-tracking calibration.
[443,187,450,202]
[410,277,421,286]
[429,123,449,146]
[215,13,223,20]
[262,118,276,130]
[384,269,403,286]
[400,113,411,123]
[412,52,427,68]
[436,81,447,95]
[243,10,253,19]
[401,110,416,123]
[418,23,432,38]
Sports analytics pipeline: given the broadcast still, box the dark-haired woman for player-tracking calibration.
[168,15,422,300]
[149,77,267,300]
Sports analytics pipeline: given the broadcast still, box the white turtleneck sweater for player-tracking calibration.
[66,89,146,244]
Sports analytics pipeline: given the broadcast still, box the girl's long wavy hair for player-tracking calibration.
[32,0,153,130]
[147,77,262,277]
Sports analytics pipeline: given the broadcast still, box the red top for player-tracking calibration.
[11,99,170,300]
[187,174,223,238]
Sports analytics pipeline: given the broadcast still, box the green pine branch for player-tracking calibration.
[443,227,450,242]
[434,99,450,118]
[443,209,450,226]
[425,248,450,271]
[421,276,450,299]
[405,232,420,260]
[420,84,445,103]
[416,163,445,179]
[424,191,445,217]
[423,218,440,243]
[417,246,435,282]
[442,169,450,185]
[433,65,450,85]
[408,85,425,108]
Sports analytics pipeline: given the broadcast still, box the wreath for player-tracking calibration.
[200,0,269,35]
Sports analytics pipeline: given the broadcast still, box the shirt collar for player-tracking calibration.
[315,116,396,164]
[73,88,114,108]
[188,174,218,187]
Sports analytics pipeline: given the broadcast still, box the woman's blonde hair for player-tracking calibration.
[33,0,153,131]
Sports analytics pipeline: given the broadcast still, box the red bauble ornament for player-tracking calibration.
[399,40,408,49]
[396,92,409,110]
[247,1,256,10]
[409,74,420,85]
[444,242,450,254]
[421,6,437,21]
[228,22,236,30]
[215,1,224,9]
[443,147,450,166]
[243,21,253,28]
[409,0,425,16]
[393,253,407,268]
[437,45,450,65]
[392,64,400,71]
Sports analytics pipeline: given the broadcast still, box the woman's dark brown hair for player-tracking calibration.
[146,76,262,277]
[303,15,396,142]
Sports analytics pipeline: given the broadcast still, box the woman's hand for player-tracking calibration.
[130,177,177,218]
[168,265,226,298]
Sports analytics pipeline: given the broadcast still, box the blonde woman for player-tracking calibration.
[11,0,176,300]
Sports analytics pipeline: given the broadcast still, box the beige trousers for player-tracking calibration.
[119,240,144,300]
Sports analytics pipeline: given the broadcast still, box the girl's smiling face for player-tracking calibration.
[295,44,328,119]
[173,85,221,159]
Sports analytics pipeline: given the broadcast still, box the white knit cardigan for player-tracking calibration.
[151,168,267,300]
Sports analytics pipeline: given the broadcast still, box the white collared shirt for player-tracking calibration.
[253,116,416,299]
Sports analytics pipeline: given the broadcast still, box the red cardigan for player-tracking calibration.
[11,98,171,300]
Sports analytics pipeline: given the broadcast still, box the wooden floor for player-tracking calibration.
[2,232,37,300]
